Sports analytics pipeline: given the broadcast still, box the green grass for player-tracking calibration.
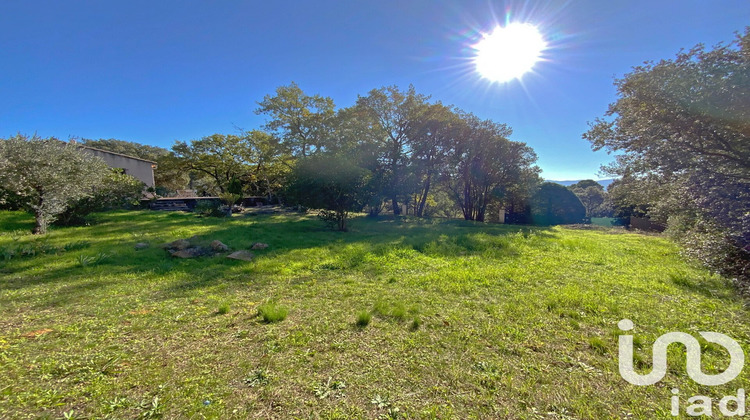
[257,301,288,323]
[0,210,748,419]
[355,310,372,327]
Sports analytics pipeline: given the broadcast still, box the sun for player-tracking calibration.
[474,22,547,83]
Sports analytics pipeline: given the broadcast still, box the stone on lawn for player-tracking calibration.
[250,242,269,250]
[134,242,150,250]
[170,247,211,258]
[163,239,191,250]
[210,240,229,252]
[227,250,254,261]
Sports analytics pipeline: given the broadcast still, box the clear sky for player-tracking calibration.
[1,1,748,180]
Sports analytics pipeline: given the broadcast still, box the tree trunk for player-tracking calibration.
[33,210,46,235]
[463,180,472,220]
[338,210,348,231]
[417,172,431,218]
[392,197,401,216]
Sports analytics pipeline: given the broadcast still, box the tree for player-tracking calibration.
[408,103,461,217]
[55,169,144,226]
[171,133,255,194]
[354,85,429,215]
[0,134,111,234]
[444,113,540,221]
[583,29,750,283]
[80,138,168,161]
[530,182,586,225]
[568,180,609,218]
[285,155,372,231]
[256,82,336,157]
[239,130,291,202]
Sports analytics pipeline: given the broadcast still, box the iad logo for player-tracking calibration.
[617,319,746,417]
[618,319,744,386]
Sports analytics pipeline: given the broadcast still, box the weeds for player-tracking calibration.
[243,368,271,387]
[257,302,288,323]
[314,377,346,399]
[138,396,162,419]
[355,310,372,327]
[77,252,111,267]
[410,316,421,331]
[0,240,90,261]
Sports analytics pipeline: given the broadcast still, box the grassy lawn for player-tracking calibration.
[0,210,748,419]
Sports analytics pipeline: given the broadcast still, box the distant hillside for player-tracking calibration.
[546,179,615,189]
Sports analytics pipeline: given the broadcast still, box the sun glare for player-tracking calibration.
[474,22,547,83]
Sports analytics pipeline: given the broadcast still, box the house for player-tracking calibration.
[78,146,157,188]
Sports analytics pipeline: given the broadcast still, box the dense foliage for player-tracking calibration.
[285,155,373,231]
[258,84,541,223]
[5,84,545,231]
[530,182,586,225]
[0,134,112,234]
[55,170,145,226]
[567,180,612,218]
[584,29,750,286]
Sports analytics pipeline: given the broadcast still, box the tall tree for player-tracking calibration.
[444,113,540,221]
[240,130,291,201]
[255,82,336,157]
[0,134,111,234]
[354,85,429,215]
[568,180,609,218]
[171,134,255,194]
[408,103,460,217]
[583,29,750,283]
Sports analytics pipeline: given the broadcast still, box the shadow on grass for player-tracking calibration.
[0,210,559,308]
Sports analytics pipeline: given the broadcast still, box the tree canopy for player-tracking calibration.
[568,180,610,218]
[584,28,750,284]
[530,182,586,225]
[0,135,113,234]
[285,154,373,231]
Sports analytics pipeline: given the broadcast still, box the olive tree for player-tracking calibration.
[0,134,111,234]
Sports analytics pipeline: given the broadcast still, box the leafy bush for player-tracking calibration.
[285,154,373,231]
[55,170,144,226]
[193,200,225,217]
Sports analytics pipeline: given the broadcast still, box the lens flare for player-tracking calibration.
[474,22,547,83]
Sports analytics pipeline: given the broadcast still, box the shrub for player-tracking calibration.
[193,200,225,217]
[285,154,373,231]
[55,170,144,226]
[217,303,230,315]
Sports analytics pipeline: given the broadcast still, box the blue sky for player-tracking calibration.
[1,1,748,180]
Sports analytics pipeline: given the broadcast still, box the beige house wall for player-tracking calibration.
[80,147,156,187]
